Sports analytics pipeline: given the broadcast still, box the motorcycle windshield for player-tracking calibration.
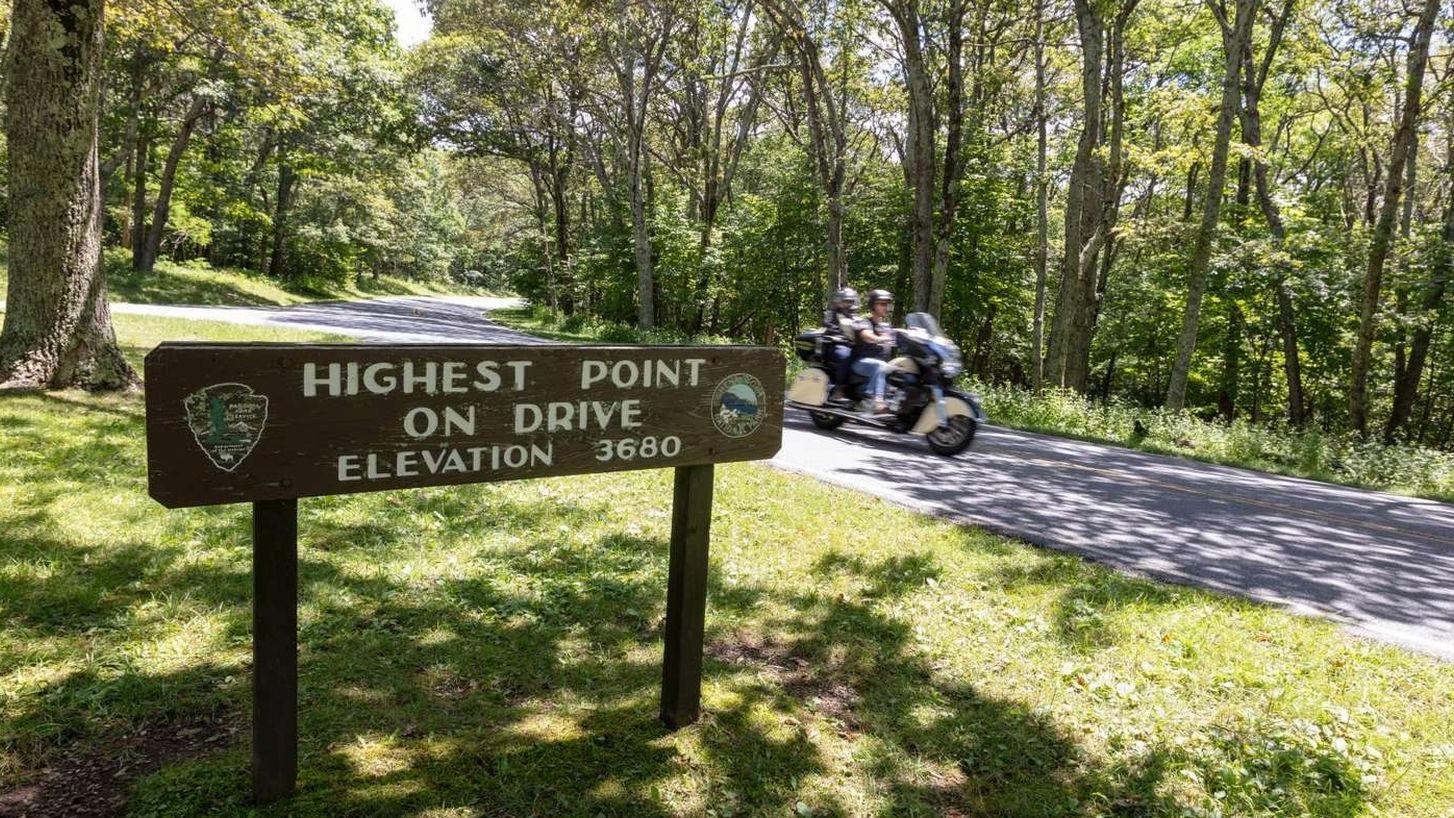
[905,312,944,338]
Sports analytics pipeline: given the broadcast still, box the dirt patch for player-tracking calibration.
[0,713,239,818]
[707,631,862,734]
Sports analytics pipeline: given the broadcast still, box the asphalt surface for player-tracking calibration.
[116,294,1454,660]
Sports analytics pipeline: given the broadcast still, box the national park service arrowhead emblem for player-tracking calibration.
[183,383,269,472]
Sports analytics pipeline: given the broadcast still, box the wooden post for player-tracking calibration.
[252,498,298,803]
[660,464,714,729]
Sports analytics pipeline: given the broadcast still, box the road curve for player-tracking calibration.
[115,294,1454,660]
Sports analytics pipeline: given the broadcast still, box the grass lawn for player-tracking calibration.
[0,246,501,308]
[2,317,1453,817]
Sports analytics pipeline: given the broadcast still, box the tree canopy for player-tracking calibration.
[2,0,1453,444]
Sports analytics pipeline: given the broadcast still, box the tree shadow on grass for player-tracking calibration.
[2,398,1372,817]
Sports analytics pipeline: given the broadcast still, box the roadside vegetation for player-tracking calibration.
[5,318,1452,818]
[0,246,495,309]
[495,305,1454,504]
[973,383,1454,504]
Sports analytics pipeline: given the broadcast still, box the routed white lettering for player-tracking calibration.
[548,402,573,431]
[337,454,362,481]
[507,360,532,390]
[364,363,396,394]
[442,362,468,393]
[303,363,341,397]
[401,361,436,394]
[515,404,543,433]
[620,399,642,429]
[685,358,705,386]
[395,450,419,477]
[473,361,501,391]
[581,360,608,389]
[403,407,438,439]
[610,360,639,388]
[442,405,475,436]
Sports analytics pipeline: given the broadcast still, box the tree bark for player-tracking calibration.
[1217,299,1243,420]
[928,0,967,318]
[267,154,296,279]
[1045,0,1105,391]
[1386,117,1453,441]
[1046,0,1133,391]
[886,0,937,313]
[1164,0,1255,410]
[1349,0,1439,434]
[0,0,137,391]
[1030,0,1049,392]
[137,95,207,272]
[131,125,151,269]
[1238,0,1304,423]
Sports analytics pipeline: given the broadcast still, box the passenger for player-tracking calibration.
[824,287,857,400]
[851,289,895,414]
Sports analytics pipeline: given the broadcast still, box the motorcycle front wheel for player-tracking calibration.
[925,415,975,455]
[809,410,846,430]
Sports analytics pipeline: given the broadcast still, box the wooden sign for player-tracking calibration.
[142,341,784,804]
[144,343,784,507]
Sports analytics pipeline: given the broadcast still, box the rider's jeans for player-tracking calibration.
[851,358,890,401]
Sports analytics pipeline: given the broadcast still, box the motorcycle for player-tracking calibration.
[786,312,987,456]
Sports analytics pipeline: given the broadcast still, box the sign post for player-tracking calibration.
[143,343,783,803]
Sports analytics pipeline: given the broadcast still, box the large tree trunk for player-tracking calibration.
[1046,0,1132,391]
[1044,0,1104,391]
[928,0,967,318]
[137,95,206,273]
[1349,0,1439,434]
[1164,0,1255,410]
[0,0,137,391]
[891,0,936,313]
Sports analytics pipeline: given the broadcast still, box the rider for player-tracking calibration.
[824,287,858,400]
[851,289,895,414]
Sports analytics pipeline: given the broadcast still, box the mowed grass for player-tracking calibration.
[2,319,1453,817]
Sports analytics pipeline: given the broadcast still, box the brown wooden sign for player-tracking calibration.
[144,343,784,507]
[144,341,783,804]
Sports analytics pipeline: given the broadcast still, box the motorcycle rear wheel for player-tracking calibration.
[809,410,846,430]
[925,415,975,456]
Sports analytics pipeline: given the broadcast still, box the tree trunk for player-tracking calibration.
[1349,0,1439,434]
[137,95,206,273]
[1238,0,1304,423]
[1045,0,1105,391]
[629,146,654,329]
[131,126,151,269]
[1217,299,1243,420]
[267,157,296,279]
[1165,0,1255,410]
[896,1,936,314]
[1386,121,1453,440]
[929,0,966,318]
[1030,0,1050,393]
[0,0,137,391]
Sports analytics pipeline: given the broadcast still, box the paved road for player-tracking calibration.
[101,296,535,343]
[119,295,1454,660]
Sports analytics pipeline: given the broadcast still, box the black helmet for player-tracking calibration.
[834,287,859,310]
[867,289,893,306]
